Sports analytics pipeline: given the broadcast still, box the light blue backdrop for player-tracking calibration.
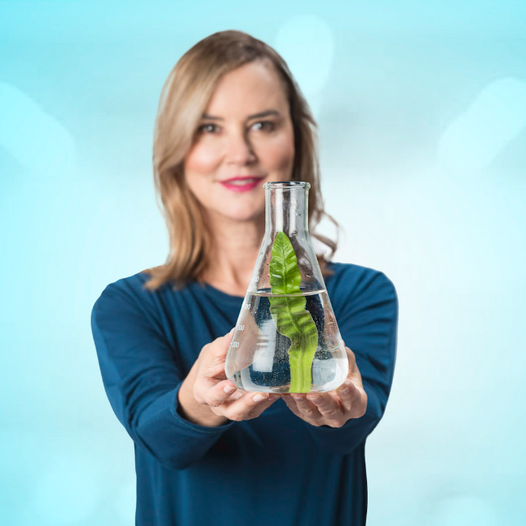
[1,1,525,524]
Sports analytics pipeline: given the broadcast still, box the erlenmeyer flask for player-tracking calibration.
[225,181,349,394]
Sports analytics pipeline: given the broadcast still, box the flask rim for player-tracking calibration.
[263,180,310,190]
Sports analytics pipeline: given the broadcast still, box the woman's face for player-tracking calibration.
[183,60,295,223]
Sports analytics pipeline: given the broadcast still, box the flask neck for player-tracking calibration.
[264,183,309,237]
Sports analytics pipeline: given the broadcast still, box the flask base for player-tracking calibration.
[231,356,348,394]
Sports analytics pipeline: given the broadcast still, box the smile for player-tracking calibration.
[220,178,264,192]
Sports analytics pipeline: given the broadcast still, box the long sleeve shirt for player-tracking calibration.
[90,261,399,526]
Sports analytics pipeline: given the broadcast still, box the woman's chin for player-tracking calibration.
[212,207,264,224]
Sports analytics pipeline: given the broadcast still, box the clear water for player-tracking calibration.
[225,290,349,393]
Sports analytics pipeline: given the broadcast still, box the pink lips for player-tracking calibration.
[220,177,264,193]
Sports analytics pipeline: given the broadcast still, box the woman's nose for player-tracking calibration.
[225,130,257,165]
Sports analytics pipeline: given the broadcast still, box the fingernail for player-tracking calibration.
[253,394,267,402]
[310,397,323,404]
[224,385,235,393]
[268,395,279,402]
[339,387,350,394]
[292,394,302,400]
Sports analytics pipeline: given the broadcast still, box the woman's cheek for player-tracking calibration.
[261,137,295,171]
[186,141,222,173]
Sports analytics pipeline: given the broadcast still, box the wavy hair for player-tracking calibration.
[143,30,340,291]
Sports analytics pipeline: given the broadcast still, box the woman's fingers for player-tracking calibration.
[190,329,286,424]
[283,391,350,428]
[198,377,281,420]
[196,329,235,383]
[219,391,279,421]
[335,381,357,412]
[280,345,368,428]
[339,345,367,417]
[194,329,238,403]
[338,380,367,418]
[245,394,280,419]
[345,346,365,388]
[199,379,238,407]
[306,392,343,420]
[289,394,323,422]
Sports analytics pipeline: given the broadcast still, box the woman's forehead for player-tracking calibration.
[204,63,288,116]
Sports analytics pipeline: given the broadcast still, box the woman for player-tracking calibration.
[91,30,398,526]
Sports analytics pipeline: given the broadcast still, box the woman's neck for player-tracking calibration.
[201,215,265,296]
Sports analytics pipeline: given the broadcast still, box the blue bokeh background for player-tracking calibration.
[1,1,525,524]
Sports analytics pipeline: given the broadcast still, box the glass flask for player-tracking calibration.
[225,181,349,394]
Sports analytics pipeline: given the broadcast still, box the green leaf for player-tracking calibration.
[268,232,318,393]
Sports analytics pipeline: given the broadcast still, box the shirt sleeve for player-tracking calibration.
[90,281,234,471]
[306,269,399,455]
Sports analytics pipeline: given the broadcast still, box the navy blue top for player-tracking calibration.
[91,262,398,526]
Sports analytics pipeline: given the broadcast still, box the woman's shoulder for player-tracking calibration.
[91,269,170,316]
[91,268,208,319]
[95,269,156,298]
[325,261,398,304]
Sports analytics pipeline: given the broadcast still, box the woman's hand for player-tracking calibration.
[178,328,280,427]
[282,346,367,428]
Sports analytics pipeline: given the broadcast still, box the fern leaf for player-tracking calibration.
[268,232,318,392]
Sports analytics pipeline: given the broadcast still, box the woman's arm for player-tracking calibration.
[91,282,277,471]
[283,270,399,455]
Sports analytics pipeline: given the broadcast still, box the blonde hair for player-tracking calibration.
[143,30,340,291]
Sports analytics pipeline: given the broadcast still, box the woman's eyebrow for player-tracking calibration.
[200,110,280,120]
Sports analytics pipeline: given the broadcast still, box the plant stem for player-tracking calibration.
[288,334,317,393]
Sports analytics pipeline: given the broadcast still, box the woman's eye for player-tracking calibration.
[197,121,275,134]
[198,123,219,133]
[252,121,275,132]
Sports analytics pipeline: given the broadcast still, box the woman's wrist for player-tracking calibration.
[177,369,230,428]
